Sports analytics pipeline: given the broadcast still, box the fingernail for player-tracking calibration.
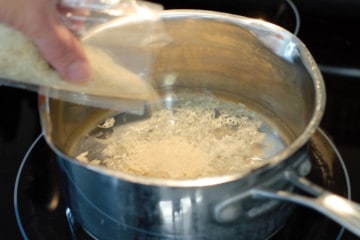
[66,61,89,82]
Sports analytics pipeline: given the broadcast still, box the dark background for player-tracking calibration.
[1,0,360,239]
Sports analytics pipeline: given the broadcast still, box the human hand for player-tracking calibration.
[0,0,90,82]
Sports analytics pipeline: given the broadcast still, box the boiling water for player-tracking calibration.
[74,89,288,179]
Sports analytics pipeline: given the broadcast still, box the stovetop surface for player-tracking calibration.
[1,0,360,239]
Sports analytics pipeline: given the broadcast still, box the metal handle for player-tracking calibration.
[253,171,360,237]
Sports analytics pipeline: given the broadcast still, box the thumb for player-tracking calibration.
[21,0,91,82]
[0,0,90,82]
[31,22,90,82]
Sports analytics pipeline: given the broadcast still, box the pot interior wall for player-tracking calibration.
[152,15,316,143]
[41,11,321,168]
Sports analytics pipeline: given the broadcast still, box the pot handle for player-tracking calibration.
[253,170,360,237]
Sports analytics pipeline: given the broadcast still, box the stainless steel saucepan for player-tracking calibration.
[39,10,360,240]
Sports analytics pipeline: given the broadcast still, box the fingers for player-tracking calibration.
[31,21,90,82]
[0,0,90,82]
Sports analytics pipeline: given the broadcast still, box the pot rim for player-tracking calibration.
[42,9,326,188]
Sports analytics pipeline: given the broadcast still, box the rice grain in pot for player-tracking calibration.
[75,89,275,179]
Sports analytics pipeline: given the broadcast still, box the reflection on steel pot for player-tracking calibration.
[38,10,360,240]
